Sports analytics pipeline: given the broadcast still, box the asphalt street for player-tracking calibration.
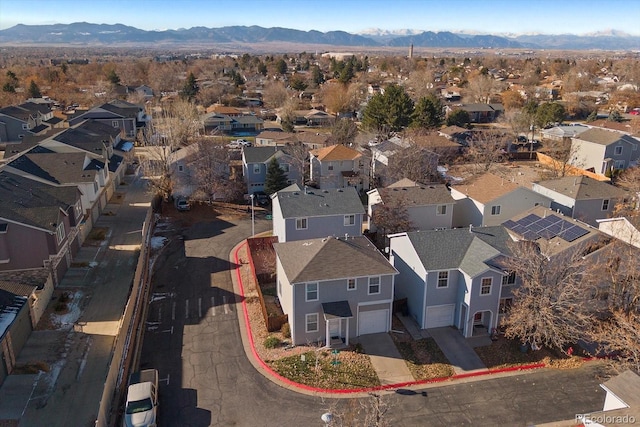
[140,210,607,427]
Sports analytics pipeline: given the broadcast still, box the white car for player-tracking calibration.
[226,139,251,149]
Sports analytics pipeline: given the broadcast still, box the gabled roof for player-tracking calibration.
[535,176,627,200]
[53,121,119,154]
[275,186,364,218]
[243,146,282,163]
[0,105,32,122]
[273,235,397,284]
[310,144,362,161]
[451,173,520,204]
[19,101,52,116]
[380,181,454,206]
[575,128,637,146]
[256,130,294,142]
[403,226,512,275]
[8,150,98,184]
[0,171,78,231]
[232,115,264,125]
[541,125,588,138]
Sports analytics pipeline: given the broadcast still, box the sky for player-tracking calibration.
[1,0,639,36]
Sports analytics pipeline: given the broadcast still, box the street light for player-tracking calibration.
[249,194,255,237]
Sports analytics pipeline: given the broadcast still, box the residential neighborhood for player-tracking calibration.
[0,17,639,427]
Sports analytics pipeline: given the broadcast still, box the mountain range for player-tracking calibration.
[0,22,639,50]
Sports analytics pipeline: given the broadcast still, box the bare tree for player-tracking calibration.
[539,138,585,178]
[502,240,594,352]
[465,72,504,104]
[386,144,439,184]
[371,195,414,244]
[282,141,309,186]
[323,392,391,427]
[139,100,202,200]
[464,130,509,173]
[190,140,243,202]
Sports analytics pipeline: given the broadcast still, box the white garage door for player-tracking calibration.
[358,309,389,336]
[425,304,455,328]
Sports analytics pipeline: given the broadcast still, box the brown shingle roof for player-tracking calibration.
[310,144,361,161]
[452,172,519,204]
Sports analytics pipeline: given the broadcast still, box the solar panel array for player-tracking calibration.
[503,213,589,242]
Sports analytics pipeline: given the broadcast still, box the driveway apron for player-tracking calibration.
[428,327,487,374]
[357,333,414,385]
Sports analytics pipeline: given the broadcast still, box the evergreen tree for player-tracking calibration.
[446,109,470,128]
[362,84,414,133]
[608,110,623,122]
[264,157,288,195]
[586,110,598,122]
[181,72,199,100]
[275,59,288,75]
[411,95,444,129]
[27,80,41,98]
[106,69,120,85]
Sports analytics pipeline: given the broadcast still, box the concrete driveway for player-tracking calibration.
[428,327,487,374]
[357,333,414,385]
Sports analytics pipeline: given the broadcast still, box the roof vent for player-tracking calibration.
[337,189,343,192]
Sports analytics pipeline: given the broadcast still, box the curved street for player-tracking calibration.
[140,209,607,427]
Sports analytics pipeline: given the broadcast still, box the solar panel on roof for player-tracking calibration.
[529,222,546,232]
[537,216,557,227]
[517,214,540,227]
[538,229,555,239]
[545,223,564,234]
[559,225,589,242]
[522,230,540,240]
[502,220,518,229]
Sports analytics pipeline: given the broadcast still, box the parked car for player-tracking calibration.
[226,139,252,149]
[124,369,158,427]
[630,108,640,116]
[175,197,190,211]
[253,191,270,206]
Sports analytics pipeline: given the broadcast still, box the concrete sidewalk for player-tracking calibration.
[356,333,414,385]
[428,327,488,374]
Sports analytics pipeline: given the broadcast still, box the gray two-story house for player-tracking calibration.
[532,176,629,227]
[570,128,640,174]
[389,226,515,337]
[272,186,365,242]
[69,99,149,138]
[367,179,455,232]
[309,144,369,192]
[242,146,302,194]
[274,235,398,347]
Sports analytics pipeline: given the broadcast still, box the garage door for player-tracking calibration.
[425,304,455,328]
[358,309,389,336]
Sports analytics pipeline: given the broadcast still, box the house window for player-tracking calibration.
[437,271,449,288]
[499,298,513,314]
[614,160,625,169]
[344,215,355,226]
[305,313,319,333]
[474,312,483,322]
[502,271,516,285]
[436,205,447,215]
[491,205,501,215]
[0,223,8,233]
[22,123,29,130]
[305,282,318,301]
[368,276,381,295]
[253,164,261,174]
[328,163,334,171]
[280,163,290,173]
[112,121,119,128]
[347,278,356,291]
[56,223,65,244]
[614,146,623,155]
[480,277,492,295]
[74,201,83,219]
[601,199,611,211]
[296,217,308,230]
[178,165,184,172]
[93,181,98,193]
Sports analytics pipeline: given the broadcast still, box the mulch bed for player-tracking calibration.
[474,335,585,369]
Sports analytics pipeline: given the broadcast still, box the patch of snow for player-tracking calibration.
[88,261,98,268]
[150,236,168,250]
[50,291,84,330]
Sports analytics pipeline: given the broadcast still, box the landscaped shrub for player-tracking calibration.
[281,323,291,338]
[264,336,281,349]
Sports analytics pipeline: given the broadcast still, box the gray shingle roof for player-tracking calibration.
[536,176,628,200]
[8,150,98,184]
[275,186,364,218]
[274,235,397,283]
[576,128,637,146]
[243,146,281,163]
[0,288,28,339]
[380,182,454,206]
[0,171,78,231]
[404,226,512,273]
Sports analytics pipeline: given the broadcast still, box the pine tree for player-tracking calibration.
[181,72,199,100]
[27,80,41,98]
[264,157,288,195]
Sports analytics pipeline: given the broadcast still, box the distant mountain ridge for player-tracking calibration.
[0,22,638,50]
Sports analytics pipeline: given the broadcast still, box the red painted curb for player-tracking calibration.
[233,241,549,394]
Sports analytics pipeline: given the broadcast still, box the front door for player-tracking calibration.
[329,319,340,339]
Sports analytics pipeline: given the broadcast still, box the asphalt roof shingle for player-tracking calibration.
[275,186,364,218]
[535,176,628,200]
[274,235,397,284]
